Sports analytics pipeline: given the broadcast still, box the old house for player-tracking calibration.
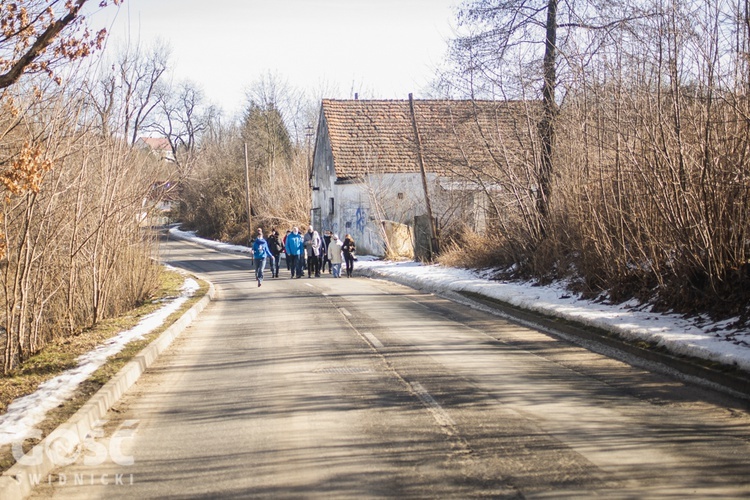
[134,137,178,225]
[135,136,175,162]
[310,98,539,257]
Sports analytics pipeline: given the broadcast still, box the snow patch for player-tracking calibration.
[0,278,198,447]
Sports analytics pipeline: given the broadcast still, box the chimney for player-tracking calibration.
[354,93,358,100]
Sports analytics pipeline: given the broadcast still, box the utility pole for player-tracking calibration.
[408,93,437,260]
[305,124,314,189]
[244,142,252,235]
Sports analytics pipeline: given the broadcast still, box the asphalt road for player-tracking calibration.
[30,236,750,498]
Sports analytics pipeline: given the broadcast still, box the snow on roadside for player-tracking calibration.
[0,277,199,448]
[171,227,252,255]
[167,225,750,373]
[354,259,750,373]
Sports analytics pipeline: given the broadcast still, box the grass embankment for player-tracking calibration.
[0,268,209,472]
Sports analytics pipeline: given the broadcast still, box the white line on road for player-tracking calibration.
[409,381,456,428]
[339,307,352,317]
[361,331,384,349]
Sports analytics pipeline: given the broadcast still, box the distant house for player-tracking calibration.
[310,98,539,257]
[135,137,174,162]
[139,180,179,227]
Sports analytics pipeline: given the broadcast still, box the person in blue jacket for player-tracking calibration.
[284,227,305,278]
[252,228,273,287]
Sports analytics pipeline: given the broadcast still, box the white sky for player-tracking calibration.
[86,0,459,116]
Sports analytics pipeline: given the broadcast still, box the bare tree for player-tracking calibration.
[152,80,215,179]
[0,1,121,262]
[0,3,176,373]
[0,0,121,90]
[118,42,170,145]
[1,82,161,372]
[452,0,647,236]
[439,0,750,321]
[177,75,313,242]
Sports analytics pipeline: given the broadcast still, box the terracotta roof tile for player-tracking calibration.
[137,137,171,151]
[321,99,540,180]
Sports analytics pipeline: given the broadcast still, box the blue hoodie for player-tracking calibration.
[285,231,304,256]
[252,237,272,259]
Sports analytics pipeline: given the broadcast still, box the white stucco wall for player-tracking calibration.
[313,173,437,256]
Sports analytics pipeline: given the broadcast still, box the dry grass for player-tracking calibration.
[0,268,209,473]
[437,227,510,270]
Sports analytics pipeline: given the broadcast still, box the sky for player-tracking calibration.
[86,0,460,116]
[1,226,748,447]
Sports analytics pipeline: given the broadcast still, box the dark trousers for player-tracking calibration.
[269,254,280,277]
[307,254,320,276]
[344,254,355,277]
[289,254,304,277]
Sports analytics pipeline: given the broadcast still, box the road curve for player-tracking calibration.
[30,236,750,499]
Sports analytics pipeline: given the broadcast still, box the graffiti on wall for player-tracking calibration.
[339,202,377,254]
[355,207,367,232]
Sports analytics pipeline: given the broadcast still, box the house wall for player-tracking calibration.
[335,183,377,253]
[311,114,337,234]
[311,115,335,194]
[315,170,438,256]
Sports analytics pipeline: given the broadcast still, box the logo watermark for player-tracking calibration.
[24,472,134,487]
[11,419,137,468]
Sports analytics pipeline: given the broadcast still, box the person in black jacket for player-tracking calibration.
[267,228,283,278]
[321,230,332,274]
[342,234,356,278]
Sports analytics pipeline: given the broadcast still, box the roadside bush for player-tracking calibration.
[0,85,161,373]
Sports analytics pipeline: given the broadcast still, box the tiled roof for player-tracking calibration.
[321,99,540,180]
[137,137,171,151]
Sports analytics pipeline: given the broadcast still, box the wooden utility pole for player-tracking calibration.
[244,142,252,235]
[305,124,314,189]
[408,93,437,260]
[537,0,558,237]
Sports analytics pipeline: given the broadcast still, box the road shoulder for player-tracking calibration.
[0,280,215,500]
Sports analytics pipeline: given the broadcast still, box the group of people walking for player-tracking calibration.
[251,225,356,286]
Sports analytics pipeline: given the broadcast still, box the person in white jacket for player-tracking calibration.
[303,225,322,277]
[327,234,344,278]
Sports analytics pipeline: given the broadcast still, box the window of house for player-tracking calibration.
[329,197,335,215]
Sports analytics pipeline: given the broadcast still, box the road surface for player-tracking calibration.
[30,236,750,498]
